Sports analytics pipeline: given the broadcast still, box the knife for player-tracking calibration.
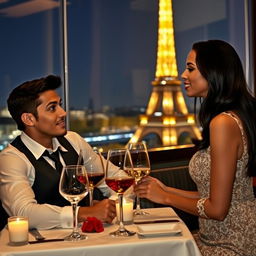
[29,238,65,244]
[134,219,180,224]
[29,228,65,243]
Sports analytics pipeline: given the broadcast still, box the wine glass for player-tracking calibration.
[105,148,136,237]
[59,165,89,241]
[127,141,151,215]
[85,147,105,206]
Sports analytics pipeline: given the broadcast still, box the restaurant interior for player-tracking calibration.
[0,0,255,255]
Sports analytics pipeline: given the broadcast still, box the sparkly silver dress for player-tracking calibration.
[189,112,256,256]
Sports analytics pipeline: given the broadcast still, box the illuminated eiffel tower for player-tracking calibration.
[129,0,201,146]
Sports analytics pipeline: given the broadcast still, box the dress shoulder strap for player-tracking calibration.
[222,112,247,153]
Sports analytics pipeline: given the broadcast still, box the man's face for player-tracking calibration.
[32,90,67,139]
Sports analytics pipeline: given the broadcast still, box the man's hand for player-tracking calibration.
[78,199,116,224]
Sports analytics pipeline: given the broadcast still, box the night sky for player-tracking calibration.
[0,0,246,112]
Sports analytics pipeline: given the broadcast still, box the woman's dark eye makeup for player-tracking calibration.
[187,66,195,72]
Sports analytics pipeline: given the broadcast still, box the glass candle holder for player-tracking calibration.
[116,197,134,224]
[8,216,29,246]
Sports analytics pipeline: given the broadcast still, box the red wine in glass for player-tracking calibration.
[59,165,88,241]
[88,173,105,188]
[106,148,136,237]
[105,177,134,194]
[85,147,105,206]
[77,175,88,185]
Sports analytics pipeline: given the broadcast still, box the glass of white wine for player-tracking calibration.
[59,165,89,241]
[105,148,136,237]
[127,141,151,215]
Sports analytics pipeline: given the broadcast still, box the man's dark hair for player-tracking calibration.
[7,75,62,131]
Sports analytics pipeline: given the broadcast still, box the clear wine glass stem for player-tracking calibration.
[135,195,141,211]
[89,187,94,206]
[134,179,148,215]
[71,202,79,234]
[118,193,126,231]
[135,179,141,212]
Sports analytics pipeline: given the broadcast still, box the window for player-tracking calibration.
[0,0,252,151]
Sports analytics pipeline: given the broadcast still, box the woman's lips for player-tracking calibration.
[184,84,191,90]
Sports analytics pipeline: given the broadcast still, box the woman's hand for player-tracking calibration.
[134,176,168,205]
[153,177,168,191]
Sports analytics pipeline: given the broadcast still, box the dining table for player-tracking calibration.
[0,207,202,256]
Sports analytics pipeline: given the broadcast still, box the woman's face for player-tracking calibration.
[181,50,208,98]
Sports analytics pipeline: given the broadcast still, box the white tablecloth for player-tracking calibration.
[0,208,202,256]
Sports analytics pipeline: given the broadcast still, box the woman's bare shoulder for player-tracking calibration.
[210,112,242,146]
[210,112,240,130]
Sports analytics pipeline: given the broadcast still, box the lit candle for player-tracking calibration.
[116,198,134,224]
[8,216,28,245]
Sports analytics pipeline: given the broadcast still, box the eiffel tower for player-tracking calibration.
[129,0,201,146]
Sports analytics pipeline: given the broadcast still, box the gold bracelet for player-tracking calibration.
[197,198,208,218]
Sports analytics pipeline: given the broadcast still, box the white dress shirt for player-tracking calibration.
[0,131,118,229]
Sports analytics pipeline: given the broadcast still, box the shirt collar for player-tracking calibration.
[20,132,68,160]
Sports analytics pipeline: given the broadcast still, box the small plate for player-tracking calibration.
[136,223,182,237]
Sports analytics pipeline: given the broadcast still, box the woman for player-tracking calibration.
[134,40,256,255]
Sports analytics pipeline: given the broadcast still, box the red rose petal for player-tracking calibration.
[81,217,104,233]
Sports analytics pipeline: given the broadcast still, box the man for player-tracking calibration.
[0,75,117,230]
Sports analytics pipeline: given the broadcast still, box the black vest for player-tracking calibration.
[0,135,105,230]
[11,135,84,206]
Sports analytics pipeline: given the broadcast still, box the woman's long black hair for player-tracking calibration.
[193,40,256,177]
